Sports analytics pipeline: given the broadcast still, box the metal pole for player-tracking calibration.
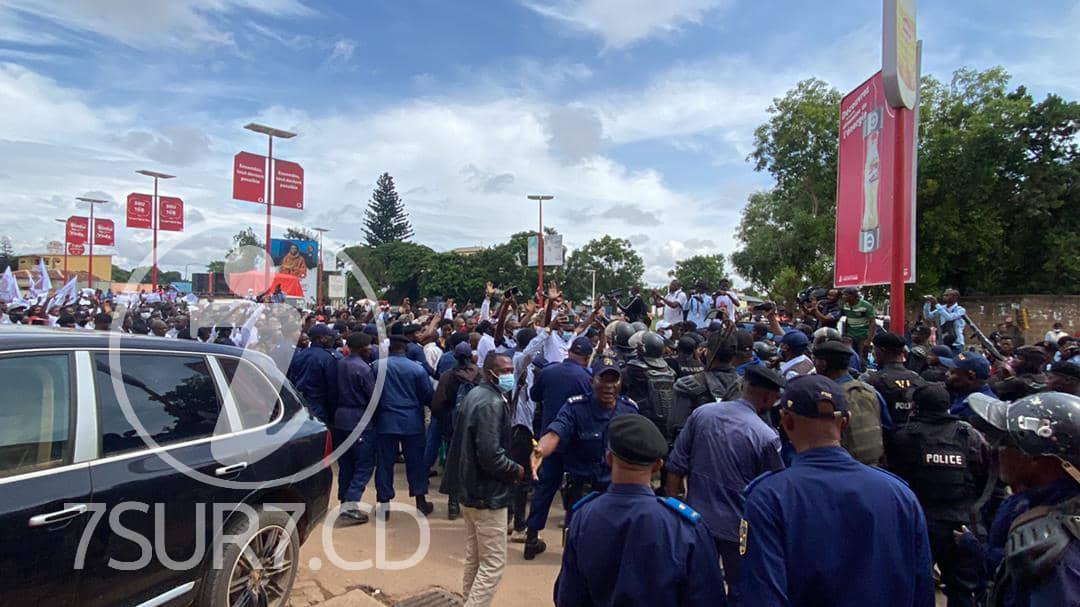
[318,231,323,307]
[538,198,544,306]
[265,134,274,295]
[590,269,596,306]
[152,176,159,292]
[88,203,95,291]
[890,108,908,337]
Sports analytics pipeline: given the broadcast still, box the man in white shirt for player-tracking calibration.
[685,281,713,329]
[655,279,687,329]
[713,279,740,323]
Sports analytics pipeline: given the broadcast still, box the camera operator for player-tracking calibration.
[800,288,841,330]
[614,285,648,324]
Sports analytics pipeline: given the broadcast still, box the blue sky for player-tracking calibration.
[1,0,1077,284]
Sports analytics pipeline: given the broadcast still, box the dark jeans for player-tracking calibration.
[336,426,378,503]
[928,519,979,607]
[509,425,534,531]
[715,539,741,594]
[526,454,564,533]
[423,415,443,472]
[375,433,428,503]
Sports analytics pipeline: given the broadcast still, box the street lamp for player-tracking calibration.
[75,196,110,290]
[527,194,554,305]
[312,227,329,307]
[53,218,68,281]
[135,169,176,292]
[244,122,298,292]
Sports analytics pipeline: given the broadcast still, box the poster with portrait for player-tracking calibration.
[270,239,319,299]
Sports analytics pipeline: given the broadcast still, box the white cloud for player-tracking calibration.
[522,0,729,49]
[0,0,313,50]
[326,38,356,67]
[0,63,120,142]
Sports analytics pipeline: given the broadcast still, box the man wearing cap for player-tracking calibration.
[962,391,1080,606]
[886,384,990,607]
[812,340,892,464]
[777,329,815,380]
[527,357,639,560]
[554,415,724,607]
[922,345,954,383]
[665,364,786,588]
[1047,362,1080,395]
[286,323,340,423]
[860,332,926,426]
[990,345,1049,402]
[373,334,436,518]
[734,374,934,607]
[335,332,377,524]
[523,334,595,558]
[943,351,997,421]
[401,319,437,377]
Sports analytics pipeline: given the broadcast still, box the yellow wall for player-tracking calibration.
[18,254,113,280]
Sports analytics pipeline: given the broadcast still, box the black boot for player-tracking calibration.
[447,497,461,520]
[523,530,547,560]
[415,495,434,516]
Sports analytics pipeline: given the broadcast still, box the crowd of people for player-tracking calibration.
[3,276,1080,607]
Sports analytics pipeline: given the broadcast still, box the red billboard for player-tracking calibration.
[127,193,153,229]
[66,216,88,245]
[233,151,267,203]
[159,196,184,231]
[94,219,115,246]
[834,72,916,287]
[67,243,85,256]
[273,159,304,209]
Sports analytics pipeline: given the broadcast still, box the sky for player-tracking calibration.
[1,0,1077,285]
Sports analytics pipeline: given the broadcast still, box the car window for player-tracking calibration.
[0,354,72,478]
[217,356,282,428]
[94,353,225,456]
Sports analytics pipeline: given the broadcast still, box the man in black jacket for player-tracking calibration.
[441,352,525,606]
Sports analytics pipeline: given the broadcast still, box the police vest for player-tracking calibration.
[862,365,923,426]
[991,496,1080,606]
[840,380,884,465]
[627,360,677,431]
[668,369,740,438]
[905,420,979,518]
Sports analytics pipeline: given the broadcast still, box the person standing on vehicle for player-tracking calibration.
[733,375,934,607]
[860,332,925,426]
[886,383,990,607]
[555,415,725,607]
[685,282,713,329]
[615,285,648,324]
[441,352,525,607]
[373,334,436,519]
[840,287,878,360]
[924,289,966,354]
[665,364,786,588]
[286,324,339,423]
[654,279,687,331]
[335,332,377,524]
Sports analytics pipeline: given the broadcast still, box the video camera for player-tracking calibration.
[796,286,828,306]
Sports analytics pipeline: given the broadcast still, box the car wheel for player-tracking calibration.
[196,507,300,607]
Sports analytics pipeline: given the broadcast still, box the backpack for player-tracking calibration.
[668,370,738,438]
[840,380,884,464]
[644,366,677,428]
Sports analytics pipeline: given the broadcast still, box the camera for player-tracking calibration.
[752,301,776,312]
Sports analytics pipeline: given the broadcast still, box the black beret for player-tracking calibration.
[744,364,785,391]
[813,340,854,358]
[608,415,668,466]
[872,332,907,352]
[910,382,950,412]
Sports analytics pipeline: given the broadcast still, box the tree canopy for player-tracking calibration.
[670,254,728,291]
[563,235,644,303]
[362,172,414,246]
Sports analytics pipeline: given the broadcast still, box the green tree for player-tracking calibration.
[670,254,728,290]
[562,236,644,303]
[341,241,434,301]
[0,236,15,271]
[283,227,317,241]
[362,173,414,246]
[111,265,131,283]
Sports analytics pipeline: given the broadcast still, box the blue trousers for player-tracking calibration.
[525,453,564,533]
[423,415,443,472]
[337,426,377,503]
[375,433,428,503]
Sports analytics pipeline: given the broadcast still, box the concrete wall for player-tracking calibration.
[909,295,1080,344]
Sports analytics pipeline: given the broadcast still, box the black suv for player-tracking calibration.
[0,327,332,607]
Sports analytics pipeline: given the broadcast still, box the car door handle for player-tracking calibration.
[29,504,88,528]
[215,462,248,477]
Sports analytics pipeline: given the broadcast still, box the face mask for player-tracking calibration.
[496,373,515,393]
[562,331,575,341]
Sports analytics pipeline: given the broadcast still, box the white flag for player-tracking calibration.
[0,267,28,305]
[51,277,78,307]
[35,258,53,295]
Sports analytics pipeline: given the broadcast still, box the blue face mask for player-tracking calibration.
[496,373,516,393]
[562,331,575,341]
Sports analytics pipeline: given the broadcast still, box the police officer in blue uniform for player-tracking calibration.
[286,323,340,422]
[734,374,935,607]
[526,355,639,560]
[554,414,725,607]
[965,391,1080,607]
[522,336,595,559]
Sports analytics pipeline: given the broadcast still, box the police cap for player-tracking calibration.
[909,382,950,413]
[812,339,854,359]
[608,414,668,466]
[744,364,785,391]
[872,332,907,352]
[780,374,847,418]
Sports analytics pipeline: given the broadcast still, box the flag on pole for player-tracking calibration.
[51,277,78,307]
[28,258,52,300]
[0,267,28,305]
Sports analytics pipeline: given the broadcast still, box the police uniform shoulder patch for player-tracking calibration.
[658,497,702,524]
[571,491,601,512]
[741,470,781,499]
[567,394,588,405]
[739,518,749,555]
[622,396,639,409]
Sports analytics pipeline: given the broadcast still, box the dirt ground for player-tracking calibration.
[292,468,564,606]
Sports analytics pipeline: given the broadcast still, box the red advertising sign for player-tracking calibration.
[94,218,115,246]
[233,152,267,203]
[158,196,184,231]
[127,193,153,229]
[67,243,85,256]
[834,72,916,287]
[66,216,88,245]
[273,159,304,209]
